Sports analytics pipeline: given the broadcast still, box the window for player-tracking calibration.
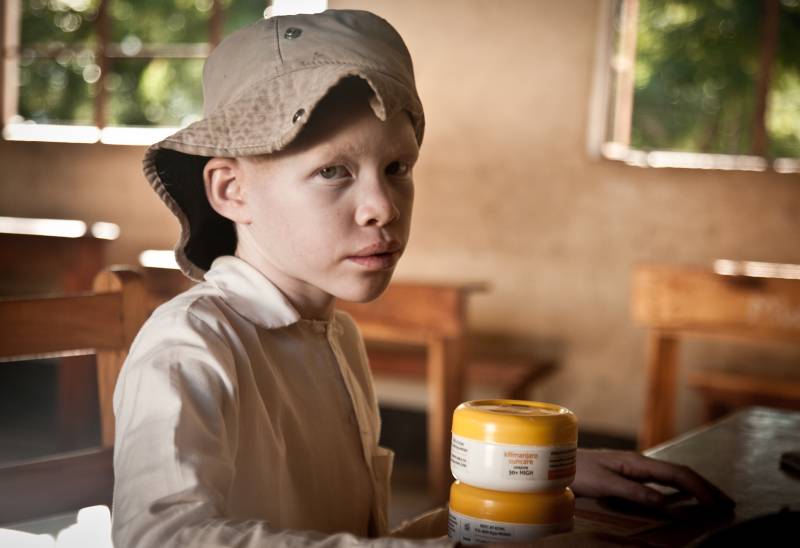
[588,0,800,173]
[0,0,326,145]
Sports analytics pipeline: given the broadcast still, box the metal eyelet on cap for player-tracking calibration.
[292,109,305,123]
[284,27,302,39]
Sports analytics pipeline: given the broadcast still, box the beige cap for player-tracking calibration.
[143,9,424,280]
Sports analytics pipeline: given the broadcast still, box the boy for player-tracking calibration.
[113,9,731,548]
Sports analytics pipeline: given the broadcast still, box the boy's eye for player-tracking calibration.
[318,165,350,180]
[386,161,410,177]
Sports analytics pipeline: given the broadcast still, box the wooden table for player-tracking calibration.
[631,264,800,449]
[573,407,800,546]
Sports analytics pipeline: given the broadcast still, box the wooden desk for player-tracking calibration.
[338,281,487,503]
[631,264,800,448]
[645,407,799,520]
[573,407,800,546]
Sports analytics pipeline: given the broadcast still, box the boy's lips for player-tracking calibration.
[347,241,403,270]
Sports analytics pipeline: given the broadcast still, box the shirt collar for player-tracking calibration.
[204,255,301,329]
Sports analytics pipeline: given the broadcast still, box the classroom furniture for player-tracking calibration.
[0,233,108,296]
[0,232,109,449]
[643,407,800,536]
[338,282,556,502]
[337,282,480,502]
[139,265,194,316]
[631,263,800,449]
[573,406,800,546]
[0,267,147,525]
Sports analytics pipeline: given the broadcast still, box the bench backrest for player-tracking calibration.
[632,264,800,343]
[0,267,147,445]
[0,267,147,524]
[337,282,487,343]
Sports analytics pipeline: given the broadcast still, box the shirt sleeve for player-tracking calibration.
[112,305,455,548]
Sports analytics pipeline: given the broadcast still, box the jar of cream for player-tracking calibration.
[448,481,574,545]
[450,399,577,492]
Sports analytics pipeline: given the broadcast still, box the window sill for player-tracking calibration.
[1,123,178,146]
[601,142,800,174]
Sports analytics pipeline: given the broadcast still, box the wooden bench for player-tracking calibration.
[0,232,110,449]
[631,263,800,449]
[0,267,147,524]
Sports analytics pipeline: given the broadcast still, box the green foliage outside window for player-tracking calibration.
[17,0,267,127]
[632,0,800,158]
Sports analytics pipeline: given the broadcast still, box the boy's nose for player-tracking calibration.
[355,180,400,227]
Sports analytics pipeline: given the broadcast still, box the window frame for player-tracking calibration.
[587,0,800,174]
[0,0,224,145]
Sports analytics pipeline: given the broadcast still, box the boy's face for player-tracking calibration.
[235,89,419,311]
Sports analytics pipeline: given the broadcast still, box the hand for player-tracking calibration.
[572,448,734,508]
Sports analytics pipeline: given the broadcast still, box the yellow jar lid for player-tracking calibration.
[450,481,574,524]
[452,399,577,445]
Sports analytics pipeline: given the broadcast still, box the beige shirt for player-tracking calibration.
[112,256,450,547]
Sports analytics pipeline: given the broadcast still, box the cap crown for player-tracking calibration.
[203,10,415,117]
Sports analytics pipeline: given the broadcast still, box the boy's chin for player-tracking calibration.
[333,274,394,303]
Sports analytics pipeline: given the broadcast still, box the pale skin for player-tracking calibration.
[204,80,415,320]
[203,79,733,543]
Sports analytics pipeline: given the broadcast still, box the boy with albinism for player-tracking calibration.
[113,9,733,547]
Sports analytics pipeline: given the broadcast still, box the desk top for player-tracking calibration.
[573,407,800,546]
[645,406,799,520]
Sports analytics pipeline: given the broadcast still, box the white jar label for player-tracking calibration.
[450,434,576,482]
[448,509,572,544]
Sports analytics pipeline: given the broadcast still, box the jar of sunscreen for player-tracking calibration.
[448,481,574,545]
[450,399,577,492]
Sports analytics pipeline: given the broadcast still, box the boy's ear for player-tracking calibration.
[203,157,251,224]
